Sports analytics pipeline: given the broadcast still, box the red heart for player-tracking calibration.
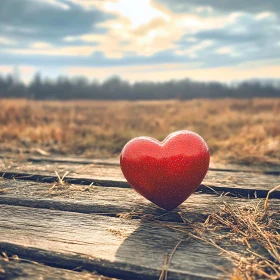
[120,130,210,211]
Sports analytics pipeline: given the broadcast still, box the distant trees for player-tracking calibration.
[0,74,27,98]
[0,72,279,100]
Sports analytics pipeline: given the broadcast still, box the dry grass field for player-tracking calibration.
[0,98,279,167]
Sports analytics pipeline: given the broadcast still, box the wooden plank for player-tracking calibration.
[0,205,233,280]
[0,180,279,222]
[0,258,117,280]
[2,154,280,174]
[0,167,279,198]
[0,154,120,166]
[2,157,279,197]
[4,159,280,182]
[2,158,280,185]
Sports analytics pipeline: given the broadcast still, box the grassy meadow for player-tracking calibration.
[0,98,279,166]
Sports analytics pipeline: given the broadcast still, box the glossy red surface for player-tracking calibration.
[120,130,210,211]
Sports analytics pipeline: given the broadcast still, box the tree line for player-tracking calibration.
[0,72,279,100]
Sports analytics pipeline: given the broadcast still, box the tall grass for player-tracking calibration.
[0,98,279,166]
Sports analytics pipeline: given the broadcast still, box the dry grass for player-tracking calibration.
[114,191,279,279]
[198,203,279,279]
[157,198,280,280]
[0,98,279,166]
[116,196,280,279]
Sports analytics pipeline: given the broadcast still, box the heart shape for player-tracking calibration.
[120,130,210,211]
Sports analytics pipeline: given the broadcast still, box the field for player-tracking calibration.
[0,98,279,167]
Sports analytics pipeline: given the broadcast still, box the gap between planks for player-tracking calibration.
[0,258,118,280]
[0,180,279,223]
[0,170,279,199]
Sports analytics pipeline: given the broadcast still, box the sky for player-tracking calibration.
[1,0,280,83]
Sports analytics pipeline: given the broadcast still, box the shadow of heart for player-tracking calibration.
[114,204,232,280]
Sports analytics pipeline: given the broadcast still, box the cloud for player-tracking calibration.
[156,0,280,14]
[0,0,280,82]
[0,36,16,45]
[0,0,111,42]
[58,1,234,59]
[255,12,277,21]
[175,40,213,57]
[176,11,280,64]
[31,42,53,49]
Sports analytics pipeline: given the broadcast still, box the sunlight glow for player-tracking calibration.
[104,0,169,28]
[31,42,52,49]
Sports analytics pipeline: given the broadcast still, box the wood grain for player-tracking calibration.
[2,156,279,197]
[1,155,279,279]
[0,259,116,280]
[0,166,279,198]
[0,180,279,222]
[0,205,234,280]
[2,154,280,174]
[2,156,280,176]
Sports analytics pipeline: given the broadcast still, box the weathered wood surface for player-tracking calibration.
[0,179,279,279]
[2,154,280,174]
[0,180,279,222]
[2,155,280,175]
[3,159,280,183]
[0,155,120,166]
[0,204,235,280]
[0,155,279,279]
[0,259,116,280]
[0,161,279,198]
